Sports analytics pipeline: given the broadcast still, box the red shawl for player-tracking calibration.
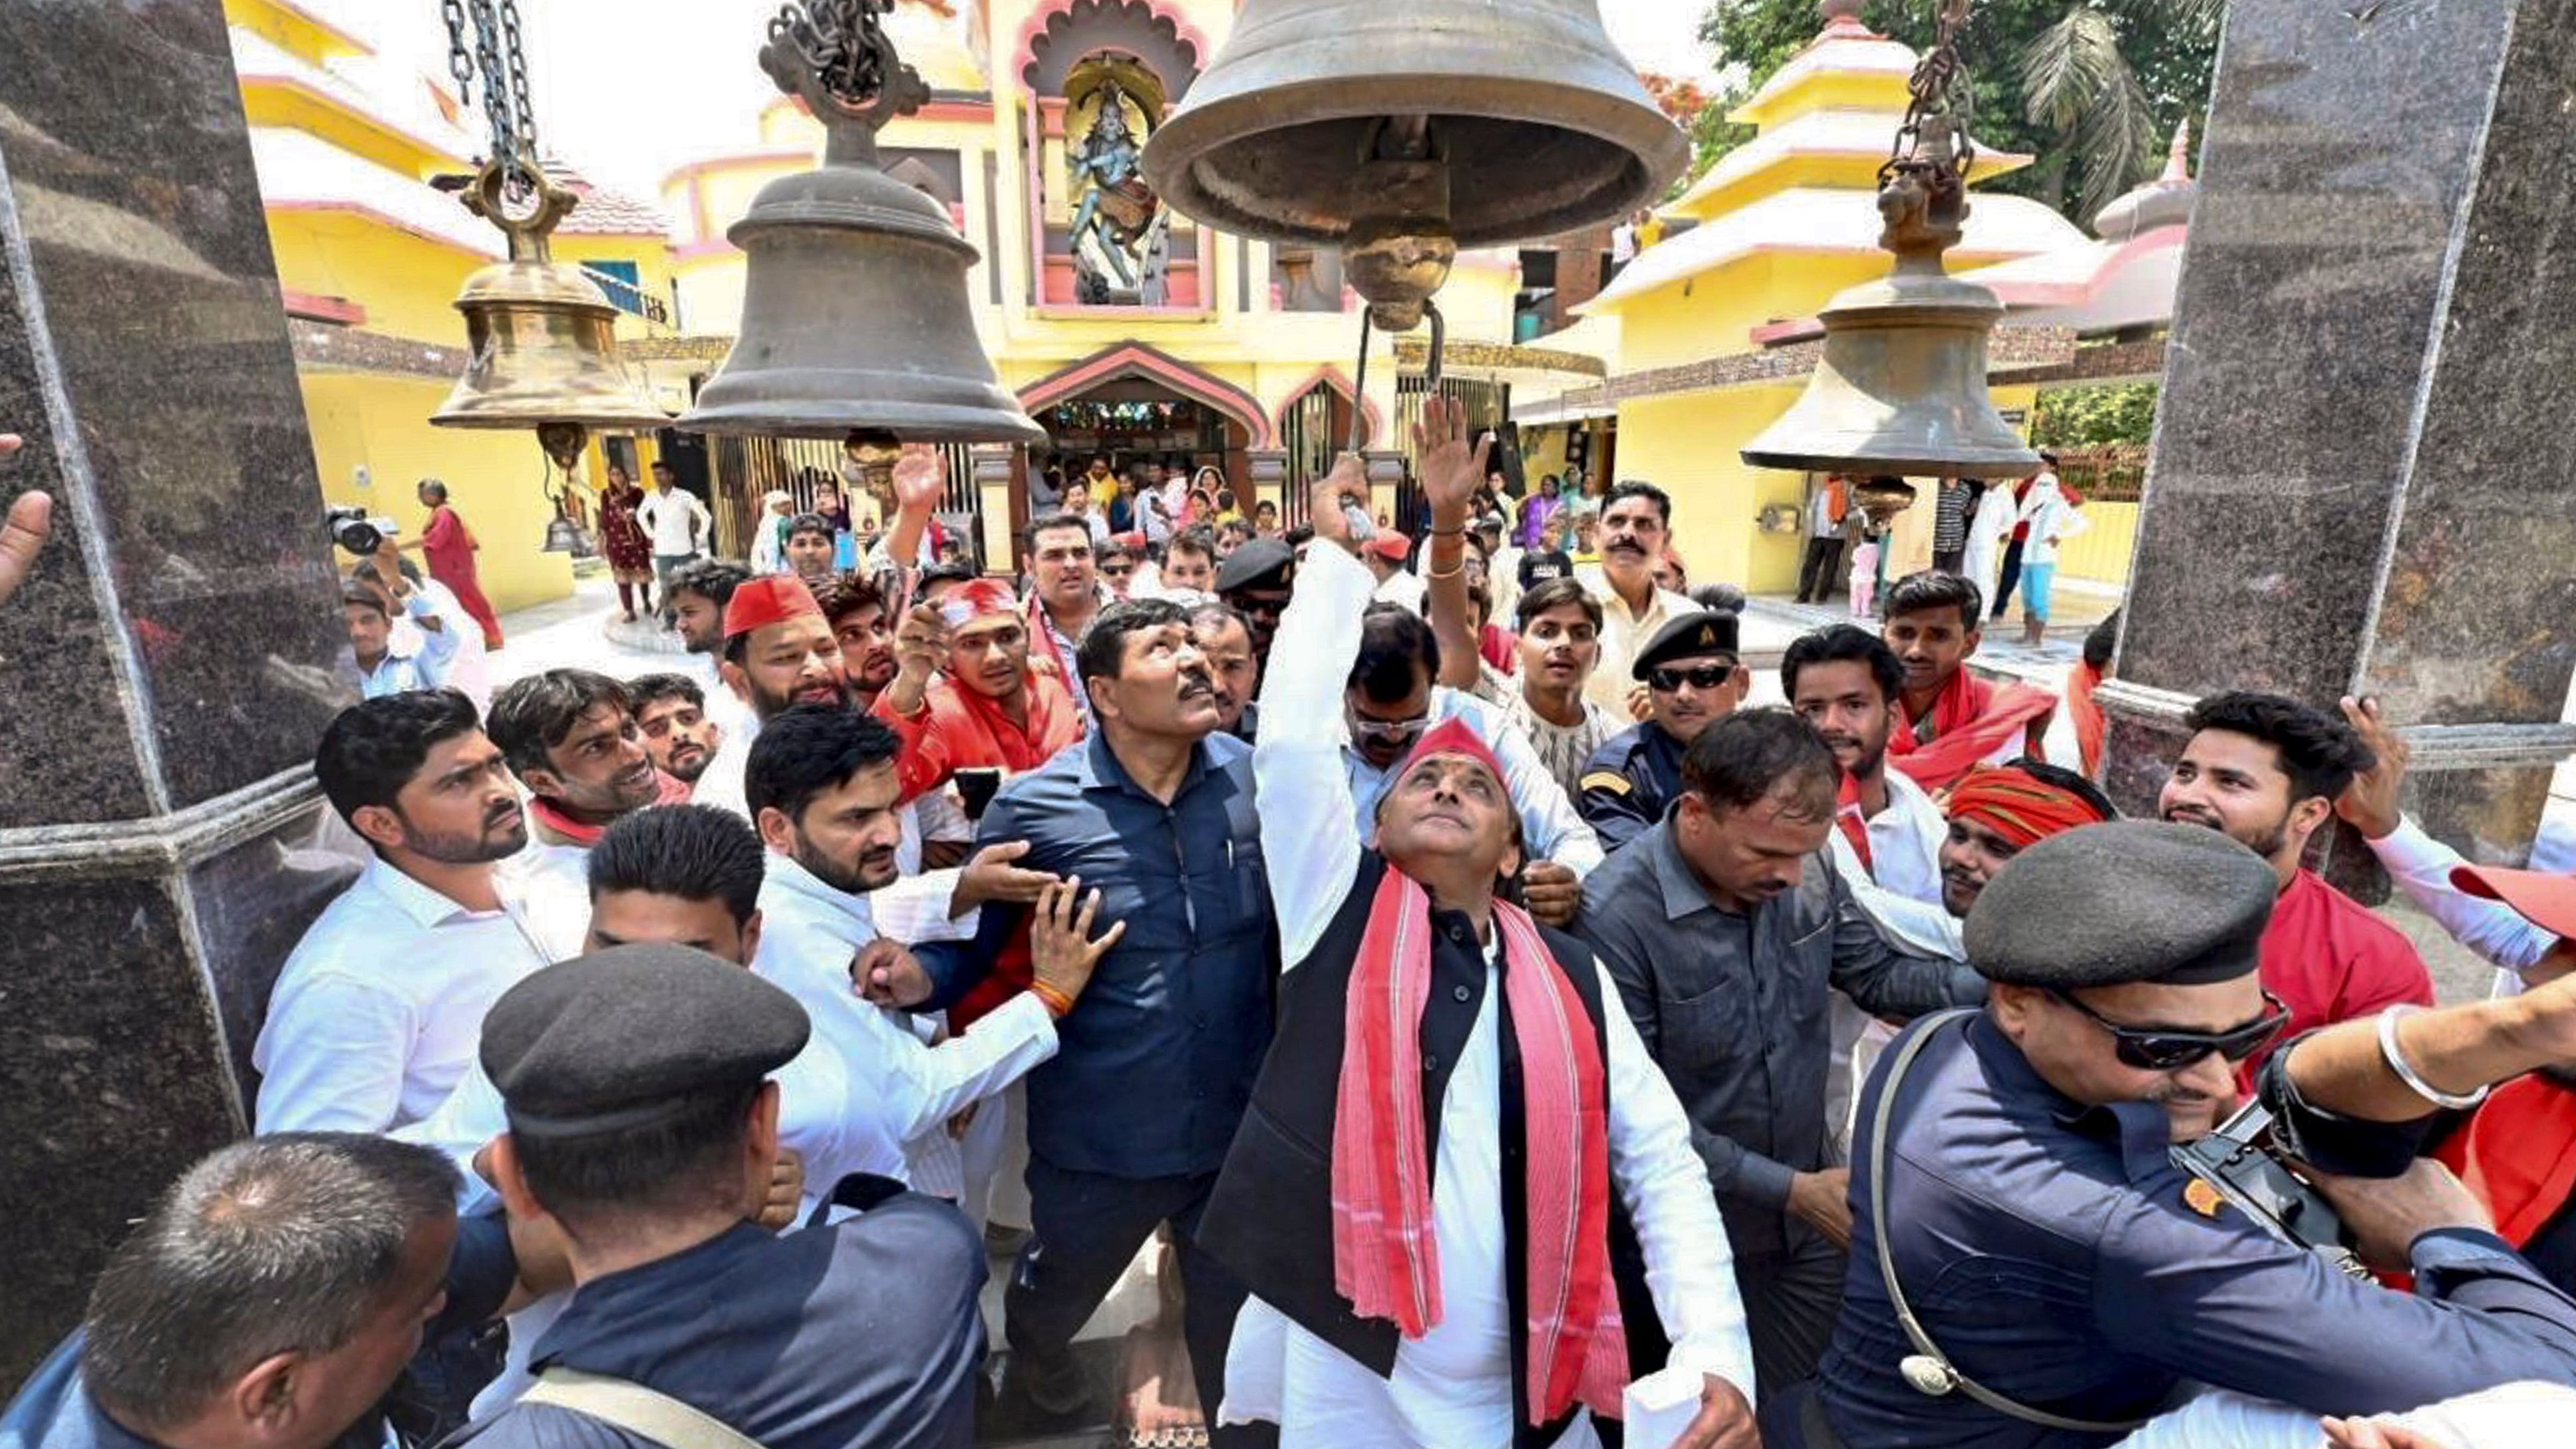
[1333,719,1626,1424]
[2438,1074,2576,1249]
[1889,668,2058,792]
[529,771,693,848]
[2067,659,2107,780]
[874,673,1084,805]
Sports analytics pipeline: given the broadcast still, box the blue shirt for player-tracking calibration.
[921,730,1275,1180]
[1813,1012,2576,1447]
[466,1206,983,1449]
[2,1218,517,1449]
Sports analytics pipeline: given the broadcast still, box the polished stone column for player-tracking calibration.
[2100,0,2576,889]
[0,0,356,1380]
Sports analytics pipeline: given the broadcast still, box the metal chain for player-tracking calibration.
[501,0,539,163]
[1883,0,1977,182]
[770,0,893,109]
[466,0,516,162]
[440,0,474,98]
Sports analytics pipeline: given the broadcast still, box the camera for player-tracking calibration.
[2170,1098,2370,1279]
[326,506,397,557]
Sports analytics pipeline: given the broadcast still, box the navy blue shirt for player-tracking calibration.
[922,730,1275,1180]
[464,1203,983,1449]
[1577,721,1688,855]
[2,1217,517,1449]
[1810,1012,2576,1448]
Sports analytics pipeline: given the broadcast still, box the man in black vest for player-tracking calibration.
[1198,430,1759,1449]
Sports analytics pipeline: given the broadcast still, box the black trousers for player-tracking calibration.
[1734,1228,1849,1402]
[1991,536,2027,617]
[1796,536,1846,602]
[1006,1158,1261,1446]
[1932,547,1964,576]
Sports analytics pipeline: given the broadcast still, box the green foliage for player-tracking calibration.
[2030,382,2159,447]
[1694,0,2217,224]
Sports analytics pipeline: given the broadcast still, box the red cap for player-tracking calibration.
[1363,532,1411,562]
[1392,716,1507,792]
[723,575,823,639]
[1114,530,1150,551]
[2452,865,2576,941]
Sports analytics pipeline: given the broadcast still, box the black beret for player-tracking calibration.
[1631,609,1742,679]
[1963,820,2275,988]
[481,944,810,1139]
[1215,537,1295,593]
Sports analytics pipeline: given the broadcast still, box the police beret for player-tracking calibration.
[481,944,810,1138]
[1215,537,1295,593]
[1631,609,1742,679]
[1963,820,2275,988]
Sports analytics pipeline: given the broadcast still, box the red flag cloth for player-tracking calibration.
[2067,659,2108,779]
[1331,868,1627,1426]
[528,770,694,849]
[1946,764,2110,849]
[872,673,1085,806]
[2438,1074,2576,1249]
[1887,668,2058,793]
[1836,771,1875,873]
[723,574,824,639]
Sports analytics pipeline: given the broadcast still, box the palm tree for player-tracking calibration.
[2016,0,2220,224]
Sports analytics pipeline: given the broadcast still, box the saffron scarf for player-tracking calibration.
[1331,724,1625,1424]
[1889,667,2058,792]
[2067,659,2108,780]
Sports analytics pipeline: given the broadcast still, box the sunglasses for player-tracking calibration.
[1648,664,1736,693]
[2050,987,2291,1072]
[1349,713,1431,747]
[1101,564,1135,579]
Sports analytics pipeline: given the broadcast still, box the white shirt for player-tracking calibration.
[1297,548,1603,878]
[253,850,587,1132]
[2368,816,2560,994]
[357,592,458,700]
[1230,564,1757,1442]
[1371,566,1428,615]
[410,579,490,711]
[1573,567,1697,719]
[2016,475,2088,566]
[754,852,1055,1196]
[635,486,710,556]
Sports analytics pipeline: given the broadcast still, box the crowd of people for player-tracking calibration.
[15,399,2576,1449]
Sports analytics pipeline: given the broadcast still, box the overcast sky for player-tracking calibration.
[373,1,1718,204]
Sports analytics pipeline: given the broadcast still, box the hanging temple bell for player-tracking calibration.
[430,163,669,468]
[1142,0,1688,337]
[1740,113,2040,479]
[679,1,1043,490]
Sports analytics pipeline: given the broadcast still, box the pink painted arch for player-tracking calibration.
[1018,342,1273,447]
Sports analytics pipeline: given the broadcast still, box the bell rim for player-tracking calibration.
[430,405,672,431]
[1142,76,1687,247]
[1738,446,2042,480]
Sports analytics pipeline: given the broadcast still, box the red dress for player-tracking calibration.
[598,485,653,583]
[422,503,504,648]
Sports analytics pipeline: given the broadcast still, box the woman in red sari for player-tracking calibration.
[597,464,655,621]
[406,478,504,648]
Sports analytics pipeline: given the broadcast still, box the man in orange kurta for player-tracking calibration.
[872,578,1086,806]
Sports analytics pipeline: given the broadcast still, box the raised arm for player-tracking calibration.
[1415,395,1489,692]
[1257,456,1372,965]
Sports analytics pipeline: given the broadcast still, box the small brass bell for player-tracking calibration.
[431,164,669,458]
[1741,118,2040,479]
[1143,0,1685,335]
[679,5,1041,448]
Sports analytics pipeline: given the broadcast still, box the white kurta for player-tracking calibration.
[1824,768,1954,1158]
[1225,539,1758,1447]
[1961,482,2018,605]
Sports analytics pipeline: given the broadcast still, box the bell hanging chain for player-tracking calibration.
[1883,0,1977,188]
[439,0,544,177]
[768,0,895,111]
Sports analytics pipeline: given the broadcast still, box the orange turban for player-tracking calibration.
[1947,764,2110,849]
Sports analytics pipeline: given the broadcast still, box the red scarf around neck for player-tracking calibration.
[530,770,693,848]
[1889,668,2058,792]
[1333,869,1626,1425]
[1837,770,1875,873]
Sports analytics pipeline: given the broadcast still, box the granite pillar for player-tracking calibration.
[2100,0,2576,887]
[0,0,359,1382]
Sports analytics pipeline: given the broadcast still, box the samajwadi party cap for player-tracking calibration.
[2452,864,2576,942]
[482,943,809,1139]
[1964,820,2274,987]
[723,574,823,640]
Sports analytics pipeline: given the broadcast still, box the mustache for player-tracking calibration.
[484,802,523,829]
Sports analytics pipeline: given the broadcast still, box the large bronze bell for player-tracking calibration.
[679,5,1041,454]
[1142,0,1685,333]
[432,166,668,448]
[1741,118,2040,479]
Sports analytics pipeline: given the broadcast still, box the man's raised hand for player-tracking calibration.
[1308,451,1368,552]
[1410,393,1492,522]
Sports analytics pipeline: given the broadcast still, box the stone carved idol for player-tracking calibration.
[1067,82,1162,302]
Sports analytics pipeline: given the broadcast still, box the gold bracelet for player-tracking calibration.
[1029,979,1076,1018]
[1424,559,1467,581]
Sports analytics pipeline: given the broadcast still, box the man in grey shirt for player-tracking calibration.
[1575,707,1983,1398]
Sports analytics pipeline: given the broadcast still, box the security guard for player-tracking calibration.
[456,945,988,1449]
[1577,608,1748,851]
[1770,822,2576,1448]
